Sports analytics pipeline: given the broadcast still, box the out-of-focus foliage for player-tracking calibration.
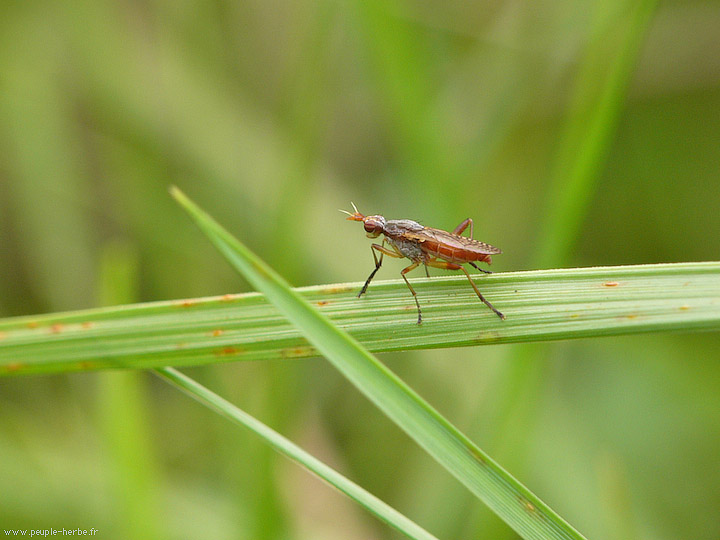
[0,1,718,539]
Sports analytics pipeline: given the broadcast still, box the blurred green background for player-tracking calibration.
[1,1,719,539]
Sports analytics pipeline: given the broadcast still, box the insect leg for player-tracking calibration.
[452,218,474,238]
[400,261,422,324]
[358,241,403,297]
[426,260,504,320]
[469,261,492,274]
[424,256,436,277]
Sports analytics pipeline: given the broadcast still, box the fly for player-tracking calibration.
[342,203,505,324]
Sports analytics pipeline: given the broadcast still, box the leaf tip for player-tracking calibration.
[169,185,184,201]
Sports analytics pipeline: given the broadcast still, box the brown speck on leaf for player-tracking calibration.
[316,300,329,306]
[281,346,313,358]
[475,331,501,343]
[216,346,241,356]
[322,285,353,294]
[466,444,486,464]
[603,281,619,287]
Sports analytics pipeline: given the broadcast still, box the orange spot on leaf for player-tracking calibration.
[321,285,353,294]
[281,346,313,358]
[466,444,487,464]
[211,329,224,337]
[50,324,64,334]
[216,346,242,356]
[603,281,619,287]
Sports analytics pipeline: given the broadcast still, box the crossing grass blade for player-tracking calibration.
[166,187,588,540]
[154,366,440,540]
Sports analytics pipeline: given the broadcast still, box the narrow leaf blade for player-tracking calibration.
[1,263,718,376]
[155,367,439,540]
[169,187,588,540]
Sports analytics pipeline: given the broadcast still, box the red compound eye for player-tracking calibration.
[364,221,380,233]
[363,218,384,237]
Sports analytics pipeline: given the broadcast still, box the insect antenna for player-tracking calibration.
[340,202,365,221]
[339,201,361,216]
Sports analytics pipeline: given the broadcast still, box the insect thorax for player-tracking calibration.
[385,236,424,261]
[384,219,423,235]
[382,220,425,261]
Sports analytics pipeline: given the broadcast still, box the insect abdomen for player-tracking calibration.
[422,240,493,264]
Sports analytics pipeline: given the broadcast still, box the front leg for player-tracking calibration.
[358,241,403,297]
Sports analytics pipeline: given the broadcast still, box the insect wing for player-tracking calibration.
[405,227,502,254]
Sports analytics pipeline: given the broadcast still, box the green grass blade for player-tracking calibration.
[481,1,661,536]
[533,0,659,268]
[96,241,164,540]
[1,262,718,377]
[154,367,439,540]
[167,187,587,540]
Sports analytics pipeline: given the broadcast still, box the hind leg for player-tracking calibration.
[469,261,492,274]
[425,260,504,320]
[452,218,474,238]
